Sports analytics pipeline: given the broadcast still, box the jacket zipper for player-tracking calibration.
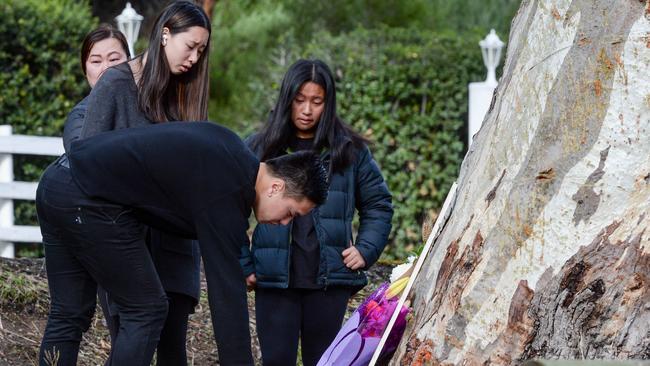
[312,210,329,290]
[285,221,293,289]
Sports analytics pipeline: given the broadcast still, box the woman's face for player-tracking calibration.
[291,82,325,139]
[85,38,128,88]
[162,26,209,75]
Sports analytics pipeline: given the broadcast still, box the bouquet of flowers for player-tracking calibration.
[317,277,410,366]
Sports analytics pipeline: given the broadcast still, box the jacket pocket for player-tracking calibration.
[253,247,288,280]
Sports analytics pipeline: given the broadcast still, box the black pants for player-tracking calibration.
[99,289,194,366]
[255,287,351,366]
[37,162,169,366]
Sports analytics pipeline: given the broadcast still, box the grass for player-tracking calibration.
[0,272,47,310]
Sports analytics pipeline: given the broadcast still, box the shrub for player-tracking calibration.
[0,0,95,134]
[0,0,96,255]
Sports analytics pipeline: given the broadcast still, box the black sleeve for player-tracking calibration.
[194,194,254,365]
[63,98,88,154]
[243,133,262,158]
[239,238,255,277]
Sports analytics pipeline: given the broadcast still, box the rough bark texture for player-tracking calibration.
[392,0,650,364]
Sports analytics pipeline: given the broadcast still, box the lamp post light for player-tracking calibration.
[115,2,143,56]
[479,29,505,86]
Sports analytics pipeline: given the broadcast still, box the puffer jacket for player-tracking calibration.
[240,143,393,289]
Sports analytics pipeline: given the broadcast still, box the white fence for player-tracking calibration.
[0,125,64,258]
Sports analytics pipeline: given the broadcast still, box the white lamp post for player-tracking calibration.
[479,29,505,86]
[115,2,143,56]
[468,29,505,146]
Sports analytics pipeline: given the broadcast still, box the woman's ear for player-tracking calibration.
[161,27,171,46]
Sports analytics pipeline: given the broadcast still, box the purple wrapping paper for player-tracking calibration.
[317,283,409,366]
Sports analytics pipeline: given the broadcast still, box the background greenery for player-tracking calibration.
[0,0,96,257]
[208,0,518,257]
[264,28,485,257]
[0,0,520,258]
[209,0,520,131]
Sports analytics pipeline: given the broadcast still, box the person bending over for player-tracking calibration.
[37,122,329,366]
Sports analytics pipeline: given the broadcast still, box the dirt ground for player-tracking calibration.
[0,257,393,365]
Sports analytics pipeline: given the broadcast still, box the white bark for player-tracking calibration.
[392,0,650,364]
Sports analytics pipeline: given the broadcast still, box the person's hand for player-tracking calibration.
[246,273,257,291]
[342,242,366,270]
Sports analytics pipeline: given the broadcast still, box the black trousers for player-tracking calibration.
[37,162,169,366]
[99,288,194,366]
[255,287,351,366]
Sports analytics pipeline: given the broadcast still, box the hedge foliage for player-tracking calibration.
[0,0,94,134]
[209,0,518,128]
[263,28,485,258]
[0,0,95,244]
[1,0,488,259]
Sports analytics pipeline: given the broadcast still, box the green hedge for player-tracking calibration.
[0,0,95,255]
[0,0,94,134]
[1,0,486,260]
[265,28,485,258]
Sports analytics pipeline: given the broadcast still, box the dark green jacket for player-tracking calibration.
[240,144,393,289]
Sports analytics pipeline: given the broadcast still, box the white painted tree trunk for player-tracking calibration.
[391,0,650,364]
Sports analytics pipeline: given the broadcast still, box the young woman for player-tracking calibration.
[242,59,394,366]
[39,2,211,365]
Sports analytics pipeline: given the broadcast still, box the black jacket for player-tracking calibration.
[63,67,201,302]
[69,122,258,364]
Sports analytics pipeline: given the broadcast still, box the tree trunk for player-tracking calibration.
[391,0,650,364]
[194,0,217,22]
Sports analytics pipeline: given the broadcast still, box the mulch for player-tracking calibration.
[0,257,393,365]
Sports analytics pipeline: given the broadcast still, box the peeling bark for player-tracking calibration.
[486,169,507,206]
[391,0,650,364]
[523,222,650,360]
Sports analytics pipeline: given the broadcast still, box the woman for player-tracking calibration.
[61,19,203,365]
[62,24,129,153]
[242,59,394,366]
[78,0,210,139]
[38,2,211,365]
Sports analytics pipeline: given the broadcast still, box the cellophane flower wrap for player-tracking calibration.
[317,281,410,366]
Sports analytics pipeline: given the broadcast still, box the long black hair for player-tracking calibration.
[249,59,367,174]
[138,1,211,122]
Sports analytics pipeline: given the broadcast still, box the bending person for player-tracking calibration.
[37,122,329,366]
[62,5,208,362]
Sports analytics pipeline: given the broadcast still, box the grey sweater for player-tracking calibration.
[79,62,150,139]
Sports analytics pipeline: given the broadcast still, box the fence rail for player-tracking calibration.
[0,125,63,258]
